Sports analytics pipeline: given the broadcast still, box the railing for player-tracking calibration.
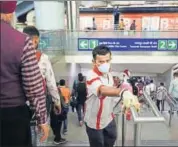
[130,91,165,146]
[38,30,178,56]
[165,94,178,126]
[115,90,165,146]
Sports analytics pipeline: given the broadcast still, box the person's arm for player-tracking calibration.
[87,73,140,109]
[86,75,122,97]
[44,55,61,106]
[21,37,47,125]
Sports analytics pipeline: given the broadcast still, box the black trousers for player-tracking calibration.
[86,120,117,147]
[50,110,63,141]
[156,100,165,111]
[0,105,32,147]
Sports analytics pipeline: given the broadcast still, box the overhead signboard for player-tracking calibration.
[78,38,178,51]
[39,36,50,50]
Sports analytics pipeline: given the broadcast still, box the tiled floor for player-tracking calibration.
[46,101,178,146]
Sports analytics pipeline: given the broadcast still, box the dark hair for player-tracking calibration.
[160,82,164,86]
[23,26,40,37]
[79,76,84,82]
[92,45,111,60]
[59,79,65,86]
[173,72,178,77]
[78,73,83,77]
[150,80,153,83]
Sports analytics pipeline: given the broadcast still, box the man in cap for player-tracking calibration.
[120,69,133,93]
[0,1,49,146]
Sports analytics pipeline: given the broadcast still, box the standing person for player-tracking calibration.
[93,17,97,30]
[72,73,83,112]
[156,83,167,111]
[169,72,178,101]
[130,20,136,31]
[145,81,151,97]
[84,45,140,147]
[120,69,133,93]
[23,26,61,146]
[118,19,125,30]
[76,75,87,126]
[58,79,71,135]
[0,1,49,147]
[150,80,156,100]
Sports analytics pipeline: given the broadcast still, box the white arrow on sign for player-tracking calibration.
[39,40,47,49]
[169,41,176,48]
[80,41,88,48]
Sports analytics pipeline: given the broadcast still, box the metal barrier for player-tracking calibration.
[165,94,178,127]
[116,91,165,146]
[130,92,165,146]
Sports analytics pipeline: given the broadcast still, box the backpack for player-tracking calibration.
[76,82,87,104]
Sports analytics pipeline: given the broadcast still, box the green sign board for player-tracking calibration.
[39,37,49,50]
[79,39,99,50]
[168,40,177,50]
[89,40,99,49]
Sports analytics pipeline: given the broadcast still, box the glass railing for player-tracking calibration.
[39,30,178,56]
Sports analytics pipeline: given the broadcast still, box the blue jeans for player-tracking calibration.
[77,104,84,122]
[63,107,69,132]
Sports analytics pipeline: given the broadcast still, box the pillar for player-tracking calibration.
[34,1,65,30]
[66,1,79,30]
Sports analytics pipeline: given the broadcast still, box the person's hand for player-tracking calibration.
[53,103,61,115]
[122,90,140,111]
[38,123,50,143]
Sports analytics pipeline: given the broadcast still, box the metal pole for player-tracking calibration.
[134,123,141,146]
[115,113,120,146]
[122,108,126,147]
[169,106,173,127]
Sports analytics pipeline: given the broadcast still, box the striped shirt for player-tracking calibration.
[21,37,47,125]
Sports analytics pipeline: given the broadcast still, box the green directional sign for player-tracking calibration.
[168,40,177,50]
[158,40,167,50]
[89,40,99,49]
[39,40,47,49]
[79,39,88,49]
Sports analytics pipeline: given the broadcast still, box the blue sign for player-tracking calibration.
[78,38,178,51]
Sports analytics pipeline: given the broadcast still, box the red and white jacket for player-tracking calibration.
[84,67,118,130]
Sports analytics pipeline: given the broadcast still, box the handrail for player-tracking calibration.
[128,91,165,146]
[130,91,165,124]
[165,93,178,126]
[65,30,178,32]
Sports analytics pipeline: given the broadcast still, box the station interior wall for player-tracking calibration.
[52,62,173,90]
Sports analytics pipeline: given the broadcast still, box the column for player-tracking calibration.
[66,1,79,30]
[34,1,65,30]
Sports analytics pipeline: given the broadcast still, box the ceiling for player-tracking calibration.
[79,63,174,74]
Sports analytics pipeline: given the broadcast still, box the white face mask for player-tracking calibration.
[98,63,110,74]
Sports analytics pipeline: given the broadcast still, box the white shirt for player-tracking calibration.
[84,69,118,130]
[145,85,151,96]
[156,86,167,100]
[150,83,156,92]
[38,53,60,104]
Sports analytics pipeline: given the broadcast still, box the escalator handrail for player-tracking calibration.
[130,89,165,124]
